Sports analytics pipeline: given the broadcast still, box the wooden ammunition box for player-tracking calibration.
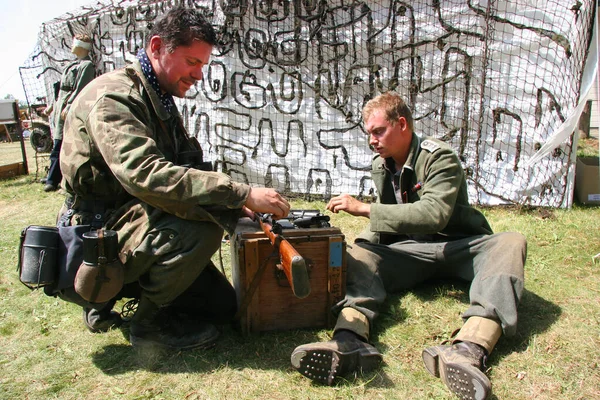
[231,218,346,334]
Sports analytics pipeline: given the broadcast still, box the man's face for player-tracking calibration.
[365,109,412,163]
[72,46,89,60]
[149,36,213,98]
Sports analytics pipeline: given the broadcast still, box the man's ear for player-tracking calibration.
[148,36,163,58]
[397,116,408,131]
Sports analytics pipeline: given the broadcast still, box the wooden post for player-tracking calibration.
[13,101,28,174]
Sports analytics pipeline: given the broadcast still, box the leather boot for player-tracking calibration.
[129,296,220,351]
[290,330,383,385]
[422,341,491,400]
[43,183,58,192]
[82,298,122,333]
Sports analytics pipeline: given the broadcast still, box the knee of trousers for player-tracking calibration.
[182,222,224,260]
[138,221,224,305]
[346,243,382,278]
[503,231,527,253]
[485,232,527,279]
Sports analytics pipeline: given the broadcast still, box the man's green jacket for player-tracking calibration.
[52,56,95,140]
[60,60,250,260]
[358,133,493,244]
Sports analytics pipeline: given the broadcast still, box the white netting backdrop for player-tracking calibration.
[18,0,598,207]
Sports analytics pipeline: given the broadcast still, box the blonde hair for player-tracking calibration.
[74,33,92,43]
[362,92,414,132]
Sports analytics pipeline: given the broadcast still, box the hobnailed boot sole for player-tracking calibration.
[422,347,491,400]
[291,341,382,385]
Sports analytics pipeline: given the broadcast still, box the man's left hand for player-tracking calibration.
[326,194,370,218]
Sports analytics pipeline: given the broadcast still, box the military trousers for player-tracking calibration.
[334,232,526,336]
[45,139,63,187]
[57,212,237,323]
[123,212,232,309]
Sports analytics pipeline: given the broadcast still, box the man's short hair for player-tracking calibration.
[148,6,217,52]
[362,92,414,132]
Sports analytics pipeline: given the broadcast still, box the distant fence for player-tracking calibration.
[19,0,598,207]
[0,100,29,179]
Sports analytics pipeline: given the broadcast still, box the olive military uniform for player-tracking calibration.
[58,59,250,310]
[53,57,96,141]
[45,56,95,189]
[333,133,526,341]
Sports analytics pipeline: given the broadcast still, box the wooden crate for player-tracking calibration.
[231,218,346,334]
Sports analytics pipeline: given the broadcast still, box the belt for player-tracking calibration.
[63,196,121,229]
[65,196,118,213]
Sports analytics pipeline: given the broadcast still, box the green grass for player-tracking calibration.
[1,167,600,399]
[577,137,598,158]
[0,141,51,181]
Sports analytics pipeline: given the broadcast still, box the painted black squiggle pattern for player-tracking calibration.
[17,0,597,207]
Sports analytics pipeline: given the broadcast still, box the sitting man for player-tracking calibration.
[55,6,290,350]
[291,92,526,400]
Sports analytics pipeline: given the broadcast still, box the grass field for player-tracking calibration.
[0,140,51,181]
[0,141,599,399]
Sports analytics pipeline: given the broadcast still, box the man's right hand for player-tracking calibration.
[244,187,290,219]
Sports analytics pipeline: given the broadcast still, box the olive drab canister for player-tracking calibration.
[18,226,60,289]
[74,229,124,303]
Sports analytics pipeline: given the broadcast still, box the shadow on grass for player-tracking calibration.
[372,279,471,341]
[91,284,558,391]
[92,326,308,373]
[361,282,561,398]
[0,176,40,188]
[493,288,561,357]
[91,322,394,388]
[374,279,560,345]
[372,280,560,362]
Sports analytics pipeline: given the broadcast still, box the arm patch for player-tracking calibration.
[421,139,441,153]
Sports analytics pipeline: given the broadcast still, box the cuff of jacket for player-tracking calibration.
[227,182,251,209]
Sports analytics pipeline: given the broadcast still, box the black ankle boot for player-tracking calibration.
[422,341,491,400]
[129,296,219,351]
[82,299,122,333]
[291,330,382,385]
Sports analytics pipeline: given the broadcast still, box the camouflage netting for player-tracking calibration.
[19,0,598,207]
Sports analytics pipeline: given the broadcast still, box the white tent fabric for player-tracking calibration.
[19,0,599,207]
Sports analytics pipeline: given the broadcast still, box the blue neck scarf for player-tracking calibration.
[136,48,176,113]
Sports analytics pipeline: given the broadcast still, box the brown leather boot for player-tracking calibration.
[422,341,491,400]
[290,330,382,385]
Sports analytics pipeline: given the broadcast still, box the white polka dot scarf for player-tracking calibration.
[136,48,176,113]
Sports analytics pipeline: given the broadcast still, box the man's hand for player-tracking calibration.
[244,188,290,219]
[326,193,370,218]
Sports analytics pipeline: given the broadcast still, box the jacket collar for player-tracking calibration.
[126,59,174,122]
